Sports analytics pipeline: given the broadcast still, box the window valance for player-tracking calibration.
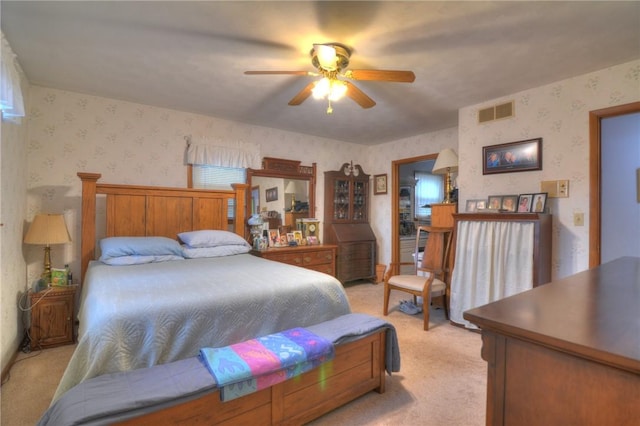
[185,136,261,169]
[1,32,25,122]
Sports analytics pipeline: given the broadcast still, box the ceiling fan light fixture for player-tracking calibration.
[312,78,347,102]
[328,80,347,101]
[314,44,338,70]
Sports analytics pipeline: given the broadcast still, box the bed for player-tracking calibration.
[45,173,398,424]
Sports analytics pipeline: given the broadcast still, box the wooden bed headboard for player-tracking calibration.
[78,172,248,285]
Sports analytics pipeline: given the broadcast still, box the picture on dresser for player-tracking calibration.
[268,229,280,247]
[307,236,318,245]
[532,193,547,213]
[501,195,518,212]
[517,194,533,212]
[488,195,502,210]
[465,199,487,212]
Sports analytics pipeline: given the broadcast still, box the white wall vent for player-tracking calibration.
[478,101,515,123]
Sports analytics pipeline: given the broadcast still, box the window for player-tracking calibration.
[414,171,443,219]
[192,165,246,218]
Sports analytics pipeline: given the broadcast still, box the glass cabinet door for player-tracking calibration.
[353,181,367,220]
[333,179,350,220]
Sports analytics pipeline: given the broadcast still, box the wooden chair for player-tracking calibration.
[383,226,453,331]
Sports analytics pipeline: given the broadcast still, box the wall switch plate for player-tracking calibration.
[541,180,570,198]
[573,212,584,226]
[557,180,569,197]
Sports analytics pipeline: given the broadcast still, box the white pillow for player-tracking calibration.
[181,244,251,259]
[178,230,249,248]
[101,255,184,266]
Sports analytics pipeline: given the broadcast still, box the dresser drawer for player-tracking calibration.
[250,245,337,278]
[339,242,374,261]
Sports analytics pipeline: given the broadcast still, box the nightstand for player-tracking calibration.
[250,245,337,277]
[30,286,77,349]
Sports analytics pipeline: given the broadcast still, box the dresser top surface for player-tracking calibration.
[464,257,640,373]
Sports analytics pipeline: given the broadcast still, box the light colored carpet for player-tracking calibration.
[1,280,486,425]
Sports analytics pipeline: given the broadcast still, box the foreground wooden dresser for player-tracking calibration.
[250,244,337,276]
[464,257,640,426]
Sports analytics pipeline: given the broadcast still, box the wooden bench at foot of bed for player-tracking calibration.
[116,330,385,425]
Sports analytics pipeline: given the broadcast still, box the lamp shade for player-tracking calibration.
[24,214,71,245]
[432,148,459,174]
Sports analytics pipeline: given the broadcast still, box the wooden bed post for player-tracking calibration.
[77,172,101,286]
[232,183,248,237]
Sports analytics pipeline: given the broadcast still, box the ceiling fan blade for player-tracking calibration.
[345,82,376,109]
[345,69,416,83]
[288,82,315,106]
[245,71,315,76]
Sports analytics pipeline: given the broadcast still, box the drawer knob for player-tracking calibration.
[303,256,312,263]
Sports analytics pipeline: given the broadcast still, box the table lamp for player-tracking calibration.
[24,213,71,281]
[432,148,459,204]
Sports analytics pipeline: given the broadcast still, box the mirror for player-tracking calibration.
[246,157,316,234]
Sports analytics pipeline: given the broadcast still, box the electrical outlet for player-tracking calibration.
[573,212,584,226]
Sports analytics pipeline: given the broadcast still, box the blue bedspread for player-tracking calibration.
[52,254,350,403]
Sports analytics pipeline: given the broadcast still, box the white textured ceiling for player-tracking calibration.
[2,1,639,145]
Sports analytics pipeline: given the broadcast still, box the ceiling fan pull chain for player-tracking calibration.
[326,98,333,114]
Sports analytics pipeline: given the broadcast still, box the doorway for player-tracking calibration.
[391,153,438,276]
[589,101,640,267]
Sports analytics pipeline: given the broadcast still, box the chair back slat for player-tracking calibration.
[415,226,452,278]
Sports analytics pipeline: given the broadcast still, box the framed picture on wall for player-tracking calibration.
[265,187,278,202]
[374,174,387,195]
[483,138,543,175]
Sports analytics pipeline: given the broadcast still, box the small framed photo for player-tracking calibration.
[517,194,534,212]
[374,174,387,195]
[483,138,543,175]
[265,187,278,202]
[268,229,280,247]
[293,230,303,245]
[487,195,502,210]
[465,199,487,213]
[501,195,518,212]
[286,232,296,245]
[531,193,548,213]
[306,236,318,245]
[465,199,477,213]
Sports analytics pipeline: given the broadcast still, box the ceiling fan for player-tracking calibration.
[244,43,415,114]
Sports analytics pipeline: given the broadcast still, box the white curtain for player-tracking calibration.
[414,171,443,219]
[1,32,25,122]
[450,220,534,329]
[185,136,261,169]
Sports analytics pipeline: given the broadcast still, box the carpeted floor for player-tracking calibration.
[1,280,486,425]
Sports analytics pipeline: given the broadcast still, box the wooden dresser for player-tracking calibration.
[464,257,640,426]
[250,245,337,276]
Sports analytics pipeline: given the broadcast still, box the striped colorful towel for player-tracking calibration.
[200,327,335,401]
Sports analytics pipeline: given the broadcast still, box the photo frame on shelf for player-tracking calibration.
[483,138,543,175]
[306,236,318,245]
[268,229,280,247]
[501,195,518,212]
[286,232,296,245]
[517,194,534,212]
[487,195,503,210]
[374,174,387,195]
[531,193,548,213]
[265,187,278,202]
[293,230,303,245]
[465,199,487,213]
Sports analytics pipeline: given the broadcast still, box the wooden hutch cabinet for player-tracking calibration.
[30,286,77,349]
[324,163,376,283]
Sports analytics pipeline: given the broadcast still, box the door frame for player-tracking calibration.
[588,101,640,267]
[391,153,438,276]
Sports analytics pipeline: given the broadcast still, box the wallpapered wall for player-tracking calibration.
[458,59,640,279]
[23,86,369,285]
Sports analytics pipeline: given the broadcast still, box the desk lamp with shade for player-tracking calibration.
[432,148,459,204]
[285,180,297,211]
[24,213,71,282]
